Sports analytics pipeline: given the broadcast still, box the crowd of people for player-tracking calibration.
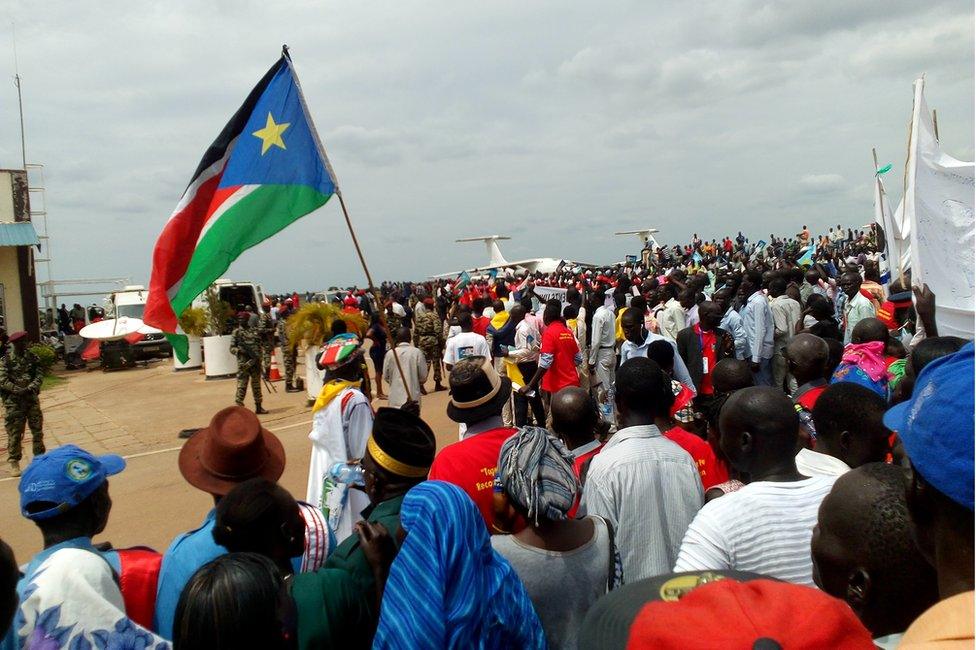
[0,222,972,649]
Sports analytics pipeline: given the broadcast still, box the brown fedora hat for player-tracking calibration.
[178,405,285,496]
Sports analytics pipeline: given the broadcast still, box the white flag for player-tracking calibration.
[905,77,975,339]
[873,175,911,279]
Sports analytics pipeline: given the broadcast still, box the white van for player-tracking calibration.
[107,285,171,359]
[191,279,268,322]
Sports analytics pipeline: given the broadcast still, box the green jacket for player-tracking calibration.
[292,495,405,650]
[326,494,404,587]
[291,568,369,650]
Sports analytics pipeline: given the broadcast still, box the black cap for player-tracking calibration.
[369,407,436,476]
[579,571,768,650]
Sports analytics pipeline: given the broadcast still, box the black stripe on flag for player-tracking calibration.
[182,56,287,191]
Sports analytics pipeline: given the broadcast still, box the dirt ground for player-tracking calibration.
[0,353,457,563]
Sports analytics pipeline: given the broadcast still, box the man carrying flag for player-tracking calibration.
[144,49,338,363]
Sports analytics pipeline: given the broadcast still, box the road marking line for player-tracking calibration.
[0,419,312,483]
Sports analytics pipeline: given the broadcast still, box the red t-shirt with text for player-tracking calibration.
[428,426,517,529]
[540,321,581,393]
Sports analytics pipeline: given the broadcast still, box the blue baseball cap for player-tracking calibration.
[884,342,974,511]
[19,445,126,520]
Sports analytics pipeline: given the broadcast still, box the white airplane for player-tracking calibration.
[615,228,661,250]
[432,235,592,278]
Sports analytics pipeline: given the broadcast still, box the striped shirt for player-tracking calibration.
[673,475,838,586]
[580,425,704,582]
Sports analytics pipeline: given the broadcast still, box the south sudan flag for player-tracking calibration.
[145,52,337,361]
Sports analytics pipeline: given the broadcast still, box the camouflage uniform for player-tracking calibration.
[413,308,445,385]
[277,313,298,387]
[258,311,275,376]
[0,346,45,463]
[385,310,403,334]
[231,324,264,409]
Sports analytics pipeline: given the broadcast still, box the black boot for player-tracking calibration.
[255,405,269,415]
[285,382,302,393]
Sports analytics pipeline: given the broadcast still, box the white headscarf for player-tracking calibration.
[14,547,170,649]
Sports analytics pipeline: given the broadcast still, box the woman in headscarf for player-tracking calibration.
[491,426,620,649]
[372,481,545,650]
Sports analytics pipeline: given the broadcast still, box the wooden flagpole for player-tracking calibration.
[873,147,904,284]
[932,109,939,141]
[282,45,411,395]
[335,191,410,391]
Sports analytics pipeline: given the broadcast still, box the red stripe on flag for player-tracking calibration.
[144,175,243,332]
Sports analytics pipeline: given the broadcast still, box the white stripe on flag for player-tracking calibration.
[170,136,238,217]
[195,184,260,246]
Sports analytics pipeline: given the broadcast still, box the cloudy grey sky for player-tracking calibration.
[0,0,972,292]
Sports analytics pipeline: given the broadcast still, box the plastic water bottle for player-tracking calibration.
[597,386,616,431]
[328,462,365,487]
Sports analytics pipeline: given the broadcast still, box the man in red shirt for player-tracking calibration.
[675,301,734,398]
[519,299,582,398]
[649,366,728,490]
[470,297,490,337]
[427,356,516,529]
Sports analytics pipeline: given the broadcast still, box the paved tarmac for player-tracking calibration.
[0,353,457,563]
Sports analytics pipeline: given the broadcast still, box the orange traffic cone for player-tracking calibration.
[268,350,283,382]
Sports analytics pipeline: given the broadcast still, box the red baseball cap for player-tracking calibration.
[626,578,874,649]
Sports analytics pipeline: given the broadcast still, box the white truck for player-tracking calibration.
[191,279,268,320]
[107,285,171,359]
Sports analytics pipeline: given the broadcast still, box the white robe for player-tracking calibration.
[306,387,373,544]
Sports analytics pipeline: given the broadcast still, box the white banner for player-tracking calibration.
[906,78,975,339]
[534,285,569,306]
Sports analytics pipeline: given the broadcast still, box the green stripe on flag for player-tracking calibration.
[170,184,332,319]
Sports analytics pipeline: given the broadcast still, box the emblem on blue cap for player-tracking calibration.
[65,458,93,482]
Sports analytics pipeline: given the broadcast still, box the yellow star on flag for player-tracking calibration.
[252,113,290,155]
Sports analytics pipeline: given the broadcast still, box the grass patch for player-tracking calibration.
[41,375,68,391]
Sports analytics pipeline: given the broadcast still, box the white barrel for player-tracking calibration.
[173,336,203,371]
[203,335,238,379]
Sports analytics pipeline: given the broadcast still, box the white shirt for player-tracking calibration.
[382,343,428,409]
[770,295,801,346]
[658,299,686,341]
[843,292,876,344]
[509,319,541,363]
[581,424,703,582]
[572,305,588,357]
[740,291,775,363]
[720,308,747,360]
[443,331,490,366]
[588,306,616,365]
[795,448,850,478]
[306,387,373,542]
[673,475,838,586]
[619,331,696,394]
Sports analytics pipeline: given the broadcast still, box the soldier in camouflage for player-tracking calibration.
[277,298,301,392]
[258,299,275,379]
[384,301,403,334]
[1,331,45,477]
[412,298,446,391]
[230,312,268,414]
